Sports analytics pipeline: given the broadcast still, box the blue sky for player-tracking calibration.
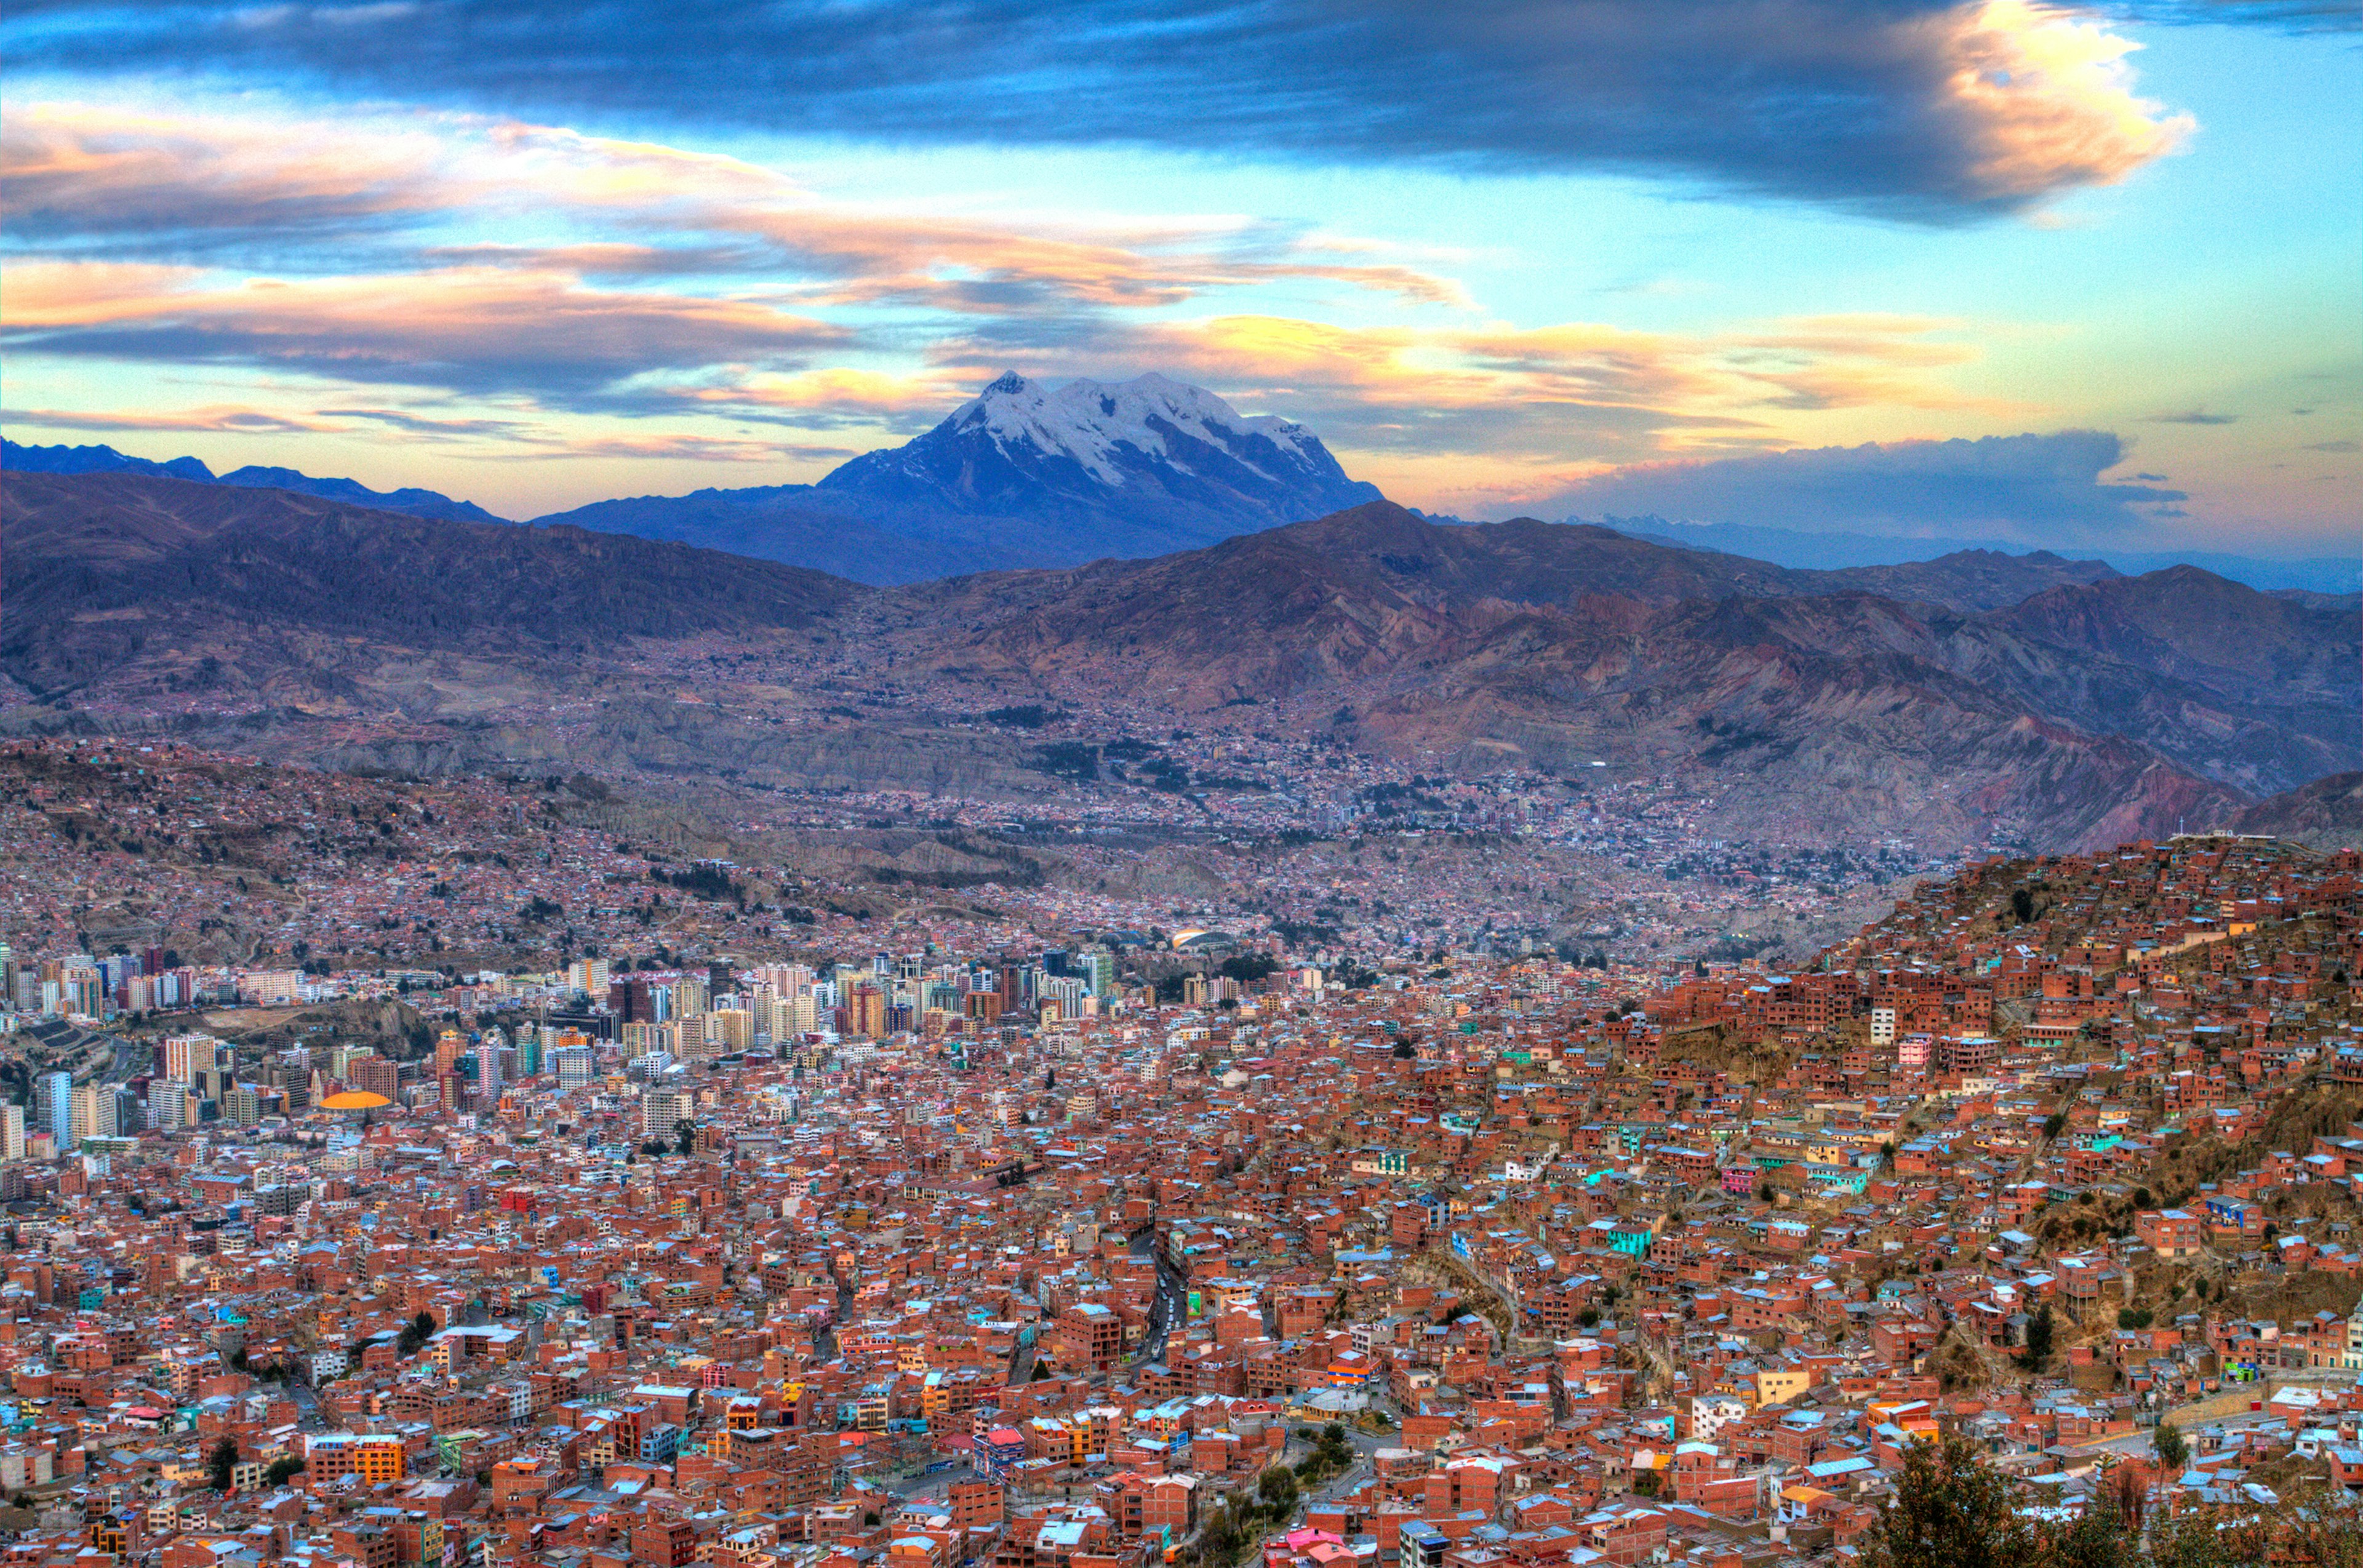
[2,1,2355,551]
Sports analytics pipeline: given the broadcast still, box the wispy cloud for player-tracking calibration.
[2,107,1467,311]
[1,404,353,434]
[916,311,1994,468]
[317,407,538,439]
[4,260,851,399]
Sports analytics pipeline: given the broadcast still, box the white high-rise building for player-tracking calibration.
[641,1084,692,1139]
[148,1079,191,1132]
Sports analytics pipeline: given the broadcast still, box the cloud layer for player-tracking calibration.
[5,0,2197,217]
[1546,430,2189,539]
[1,105,2000,473]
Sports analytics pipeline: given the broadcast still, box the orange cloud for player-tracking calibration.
[4,261,849,395]
[1936,2,2194,206]
[6,104,1464,316]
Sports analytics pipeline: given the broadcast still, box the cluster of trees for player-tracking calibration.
[1293,1422,1356,1484]
[203,1438,301,1492]
[1186,1425,1357,1567]
[394,1310,436,1357]
[1864,1433,2363,1568]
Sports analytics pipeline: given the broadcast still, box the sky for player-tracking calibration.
[2,1,2357,553]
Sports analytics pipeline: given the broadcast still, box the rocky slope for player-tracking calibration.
[0,470,850,701]
[910,502,2352,846]
[2233,772,2363,850]
[8,479,2353,852]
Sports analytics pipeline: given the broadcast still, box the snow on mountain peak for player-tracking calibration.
[950,371,1315,487]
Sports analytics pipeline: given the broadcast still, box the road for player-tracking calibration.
[1127,1227,1187,1367]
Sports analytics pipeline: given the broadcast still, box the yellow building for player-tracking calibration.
[305,1432,406,1484]
[1754,1368,1812,1409]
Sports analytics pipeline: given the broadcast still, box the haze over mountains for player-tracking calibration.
[4,468,2354,853]
[9,375,1377,583]
[13,372,2350,592]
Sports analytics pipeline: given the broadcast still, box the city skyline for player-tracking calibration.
[3,1,2356,553]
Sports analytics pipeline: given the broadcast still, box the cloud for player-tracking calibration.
[2107,1,2359,30]
[2,259,850,401]
[500,432,785,463]
[316,407,537,438]
[2,106,1465,313]
[2146,409,2239,424]
[1,404,353,434]
[2,0,2197,217]
[919,311,1993,466]
[1544,430,2189,539]
[0,102,458,256]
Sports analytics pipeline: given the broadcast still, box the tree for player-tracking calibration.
[264,1457,306,1486]
[2020,1305,2055,1371]
[2029,1509,2138,1568]
[674,1118,697,1157]
[1257,1464,1298,1515]
[1860,1435,2031,1568]
[2154,1420,2188,1470]
[1199,1503,1242,1565]
[206,1436,239,1492]
[396,1310,434,1356]
[2146,1485,2363,1568]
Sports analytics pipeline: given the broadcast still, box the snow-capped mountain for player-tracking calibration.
[527,372,1385,583]
[817,372,1380,537]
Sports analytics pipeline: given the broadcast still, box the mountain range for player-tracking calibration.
[5,470,2355,851]
[9,374,2346,592]
[5,373,1377,583]
[2,439,511,524]
[1603,515,2363,595]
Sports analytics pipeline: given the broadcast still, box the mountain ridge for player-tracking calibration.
[7,474,2354,852]
[2,438,511,524]
[529,371,1383,582]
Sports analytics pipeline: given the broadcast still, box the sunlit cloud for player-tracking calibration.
[2,0,2207,216]
[499,432,787,463]
[920,311,1993,470]
[3,105,1466,314]
[0,101,460,252]
[2,404,354,434]
[4,259,850,399]
[1937,2,2194,207]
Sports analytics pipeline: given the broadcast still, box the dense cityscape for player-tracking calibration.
[6,1,2357,1564]
[3,724,2359,1567]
